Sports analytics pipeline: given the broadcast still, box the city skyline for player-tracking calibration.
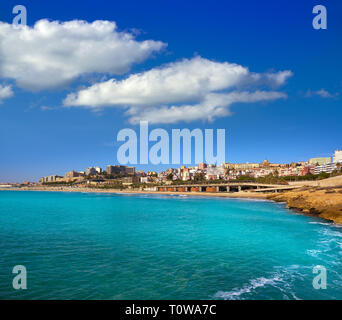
[0,0,342,182]
[16,149,341,185]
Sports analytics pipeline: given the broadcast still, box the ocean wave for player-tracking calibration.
[310,221,342,230]
[306,249,322,258]
[214,265,308,300]
[242,199,271,203]
[214,275,283,300]
[320,229,342,238]
[114,192,134,195]
[309,221,333,226]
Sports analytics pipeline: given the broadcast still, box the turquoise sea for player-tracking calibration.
[0,190,341,300]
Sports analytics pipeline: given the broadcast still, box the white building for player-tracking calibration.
[182,171,190,181]
[0,184,14,188]
[333,150,342,163]
[85,167,97,175]
[205,166,225,180]
[95,167,103,173]
[314,163,337,174]
[40,175,63,183]
[140,176,151,183]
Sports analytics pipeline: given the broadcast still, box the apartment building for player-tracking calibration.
[106,165,135,175]
[40,175,63,183]
[314,163,337,174]
[309,157,331,165]
[333,150,342,163]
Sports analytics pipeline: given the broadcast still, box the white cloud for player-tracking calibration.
[127,91,287,124]
[0,19,165,90]
[64,57,291,107]
[306,89,338,98]
[0,84,13,103]
[40,105,57,111]
[254,70,293,87]
[64,57,291,124]
[64,57,249,106]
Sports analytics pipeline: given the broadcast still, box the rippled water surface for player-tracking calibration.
[0,191,341,299]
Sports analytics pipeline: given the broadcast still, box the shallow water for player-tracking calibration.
[0,191,341,300]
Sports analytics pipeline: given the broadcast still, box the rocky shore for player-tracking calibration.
[268,187,342,224]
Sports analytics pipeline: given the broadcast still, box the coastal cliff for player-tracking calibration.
[268,187,342,224]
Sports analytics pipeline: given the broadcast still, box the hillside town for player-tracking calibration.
[28,150,342,188]
[1,150,341,189]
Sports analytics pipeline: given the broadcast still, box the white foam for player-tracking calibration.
[214,275,282,300]
[214,265,309,300]
[306,249,321,258]
[309,221,333,226]
[309,221,342,229]
[321,229,342,238]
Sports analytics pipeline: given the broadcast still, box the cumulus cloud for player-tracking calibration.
[127,91,287,124]
[0,19,165,90]
[64,56,292,124]
[0,84,14,103]
[253,70,293,87]
[64,57,291,107]
[306,89,338,98]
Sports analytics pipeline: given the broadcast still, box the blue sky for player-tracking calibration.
[0,0,341,182]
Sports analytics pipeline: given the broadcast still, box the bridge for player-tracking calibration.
[156,182,300,193]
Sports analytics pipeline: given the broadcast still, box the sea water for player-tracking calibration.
[0,191,341,300]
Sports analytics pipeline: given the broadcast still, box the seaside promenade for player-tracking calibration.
[155,182,301,193]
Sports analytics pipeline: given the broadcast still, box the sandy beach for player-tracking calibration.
[2,186,269,199]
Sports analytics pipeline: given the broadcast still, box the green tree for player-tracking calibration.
[193,172,206,182]
[166,173,174,181]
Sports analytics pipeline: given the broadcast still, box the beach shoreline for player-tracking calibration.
[0,186,269,199]
[2,185,342,224]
